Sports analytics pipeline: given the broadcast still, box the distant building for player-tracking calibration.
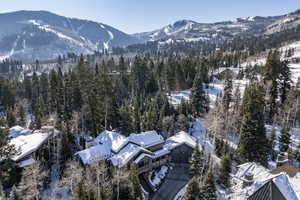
[9,125,59,168]
[287,57,300,64]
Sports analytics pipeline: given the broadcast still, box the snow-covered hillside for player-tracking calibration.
[0,10,140,61]
[266,10,300,35]
[169,79,248,109]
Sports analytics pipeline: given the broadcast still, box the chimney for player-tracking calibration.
[276,152,289,168]
[242,172,254,188]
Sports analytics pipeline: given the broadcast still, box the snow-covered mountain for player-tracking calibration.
[133,16,279,43]
[266,9,300,34]
[134,9,300,44]
[0,10,140,61]
[2,9,300,61]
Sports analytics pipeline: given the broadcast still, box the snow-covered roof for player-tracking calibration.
[75,144,112,164]
[94,130,128,153]
[164,131,197,150]
[10,130,53,161]
[271,174,299,200]
[110,143,154,168]
[129,131,164,148]
[77,130,166,166]
[235,162,271,181]
[134,148,170,164]
[9,125,32,138]
[110,143,143,168]
[18,158,36,168]
[229,162,300,200]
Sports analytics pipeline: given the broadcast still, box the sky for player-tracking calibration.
[0,0,298,34]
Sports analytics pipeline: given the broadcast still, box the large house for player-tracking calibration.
[75,130,198,173]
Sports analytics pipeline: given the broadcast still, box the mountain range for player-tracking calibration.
[1,9,300,61]
[0,10,140,61]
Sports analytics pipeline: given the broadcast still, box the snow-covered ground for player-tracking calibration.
[149,166,168,187]
[44,163,72,200]
[240,57,266,68]
[288,63,300,83]
[265,125,300,151]
[169,79,248,108]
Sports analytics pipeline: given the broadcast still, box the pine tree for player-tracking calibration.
[40,73,49,114]
[279,61,292,104]
[118,101,133,135]
[60,130,73,165]
[279,125,291,153]
[222,141,230,156]
[63,74,74,123]
[190,72,209,117]
[18,105,26,127]
[231,85,242,133]
[143,101,159,131]
[31,72,40,114]
[176,114,189,132]
[200,168,217,200]
[239,83,269,166]
[218,154,231,188]
[0,129,17,186]
[214,137,224,157]
[34,96,44,129]
[133,97,141,133]
[190,143,205,176]
[23,76,32,100]
[222,73,233,112]
[70,71,82,111]
[56,67,65,124]
[7,109,17,127]
[263,50,281,123]
[49,69,58,113]
[184,177,200,200]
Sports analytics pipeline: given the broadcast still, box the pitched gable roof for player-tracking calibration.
[129,131,164,148]
[248,174,298,200]
[247,179,287,200]
[230,162,300,200]
[164,131,197,150]
[75,144,111,164]
[94,130,128,153]
[10,129,53,161]
[110,143,154,168]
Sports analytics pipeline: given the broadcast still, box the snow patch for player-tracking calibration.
[107,30,114,40]
[149,166,168,187]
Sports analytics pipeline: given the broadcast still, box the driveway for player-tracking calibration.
[151,164,191,200]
